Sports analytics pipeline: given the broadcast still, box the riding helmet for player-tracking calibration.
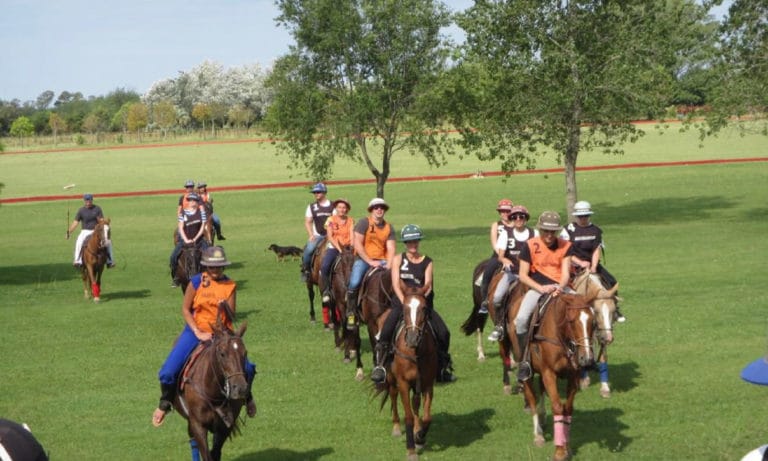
[400,224,423,242]
[496,199,513,212]
[333,198,351,211]
[310,182,328,193]
[367,197,389,212]
[184,179,195,188]
[510,205,530,219]
[197,181,207,188]
[83,193,94,201]
[201,246,231,267]
[536,211,562,231]
[572,201,594,216]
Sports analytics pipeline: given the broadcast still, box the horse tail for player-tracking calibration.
[460,307,487,336]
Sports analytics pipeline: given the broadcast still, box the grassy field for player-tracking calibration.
[0,129,767,460]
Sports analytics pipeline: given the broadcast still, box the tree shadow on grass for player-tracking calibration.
[588,196,737,226]
[0,263,80,285]
[421,408,496,452]
[570,407,631,456]
[231,447,333,461]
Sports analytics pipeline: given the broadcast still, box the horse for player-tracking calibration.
[173,315,250,461]
[460,259,494,361]
[80,217,111,303]
[508,292,597,461]
[359,267,394,371]
[571,270,619,398]
[329,247,364,380]
[377,288,437,461]
[304,239,328,324]
[176,244,202,294]
[201,201,215,245]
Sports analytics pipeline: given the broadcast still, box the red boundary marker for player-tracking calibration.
[1,157,765,204]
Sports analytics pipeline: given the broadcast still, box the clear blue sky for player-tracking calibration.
[0,0,728,103]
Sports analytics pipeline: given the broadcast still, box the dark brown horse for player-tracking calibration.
[359,267,394,371]
[80,217,111,303]
[304,239,327,324]
[378,288,437,461]
[173,317,250,461]
[201,201,215,245]
[176,244,202,294]
[509,292,596,461]
[460,259,496,361]
[571,270,619,398]
[329,247,364,379]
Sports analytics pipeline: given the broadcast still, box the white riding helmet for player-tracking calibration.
[572,201,594,216]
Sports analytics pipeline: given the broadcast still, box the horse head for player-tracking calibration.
[402,287,428,349]
[573,271,618,345]
[211,319,249,401]
[95,218,111,249]
[561,294,596,370]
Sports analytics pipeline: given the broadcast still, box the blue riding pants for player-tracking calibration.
[302,235,323,267]
[348,258,388,291]
[320,247,340,280]
[158,325,256,386]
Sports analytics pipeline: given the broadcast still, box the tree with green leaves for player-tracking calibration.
[126,102,148,140]
[151,101,177,139]
[10,116,34,148]
[707,0,767,134]
[266,0,453,197]
[48,112,67,145]
[452,0,717,214]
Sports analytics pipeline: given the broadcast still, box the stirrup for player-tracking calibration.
[478,300,489,314]
[487,325,504,342]
[517,361,532,382]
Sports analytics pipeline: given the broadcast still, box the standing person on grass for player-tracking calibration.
[301,182,334,282]
[67,193,115,268]
[561,201,626,322]
[153,246,256,427]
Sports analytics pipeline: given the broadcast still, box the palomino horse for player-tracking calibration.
[329,247,364,380]
[571,270,619,398]
[460,259,494,361]
[359,268,394,370]
[304,239,327,324]
[508,292,596,461]
[80,217,111,303]
[173,315,250,461]
[378,288,437,461]
[176,244,202,294]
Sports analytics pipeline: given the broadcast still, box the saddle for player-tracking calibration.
[358,266,391,308]
[179,342,208,393]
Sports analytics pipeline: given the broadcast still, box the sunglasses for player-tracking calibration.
[511,214,528,220]
[371,205,387,210]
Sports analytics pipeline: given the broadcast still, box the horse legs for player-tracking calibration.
[398,381,419,461]
[598,347,611,398]
[541,369,572,461]
[306,283,316,323]
[92,267,103,303]
[414,389,432,449]
[389,381,402,437]
[522,379,545,447]
[210,429,231,461]
[187,421,212,461]
[475,329,486,362]
[81,267,90,299]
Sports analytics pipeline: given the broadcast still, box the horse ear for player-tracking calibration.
[236,321,248,338]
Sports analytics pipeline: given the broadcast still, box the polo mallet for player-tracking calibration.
[63,184,76,238]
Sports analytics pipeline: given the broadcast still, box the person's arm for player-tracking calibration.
[391,253,404,302]
[495,229,513,268]
[558,255,572,291]
[192,213,207,243]
[178,219,190,244]
[326,218,340,251]
[423,260,433,297]
[67,219,80,239]
[353,228,368,263]
[489,222,499,251]
[385,238,396,269]
[346,218,355,250]
[181,283,210,341]
[304,206,315,240]
[590,246,602,273]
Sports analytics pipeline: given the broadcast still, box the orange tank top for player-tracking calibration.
[364,216,393,260]
[192,273,237,333]
[527,237,571,282]
[327,215,354,247]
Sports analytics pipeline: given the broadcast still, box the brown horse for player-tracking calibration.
[201,201,215,245]
[571,270,619,398]
[304,239,327,324]
[359,267,394,371]
[176,244,203,294]
[80,217,111,303]
[378,288,437,461]
[509,292,596,461]
[173,317,250,461]
[328,247,364,380]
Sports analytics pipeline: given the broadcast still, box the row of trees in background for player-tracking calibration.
[0,61,270,143]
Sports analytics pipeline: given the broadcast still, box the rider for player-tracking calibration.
[478,199,514,313]
[169,192,209,288]
[515,211,574,383]
[487,204,535,341]
[346,198,396,329]
[561,200,625,322]
[370,224,456,384]
[197,181,225,241]
[319,198,354,304]
[67,193,115,268]
[176,179,197,216]
[152,246,256,427]
[301,182,334,282]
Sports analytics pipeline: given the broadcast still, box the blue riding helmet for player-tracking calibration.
[310,182,327,194]
[83,193,94,201]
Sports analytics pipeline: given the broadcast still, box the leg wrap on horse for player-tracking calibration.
[158,383,175,412]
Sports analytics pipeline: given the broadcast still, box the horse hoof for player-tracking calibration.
[355,369,364,381]
[407,453,419,461]
[343,357,351,364]
[477,353,486,362]
[392,427,402,437]
[93,297,100,303]
[503,384,512,395]
[534,435,546,447]
[600,388,611,399]
[580,377,590,389]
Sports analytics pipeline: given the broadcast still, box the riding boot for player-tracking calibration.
[319,273,331,303]
[370,342,390,384]
[516,332,532,382]
[345,289,359,330]
[437,351,457,383]
[479,281,490,314]
[216,232,226,241]
[170,264,179,288]
[158,383,175,413]
[487,302,505,342]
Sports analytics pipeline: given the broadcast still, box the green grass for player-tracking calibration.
[0,131,767,460]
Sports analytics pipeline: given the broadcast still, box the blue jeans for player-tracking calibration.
[348,258,387,291]
[320,247,339,279]
[302,236,324,268]
[158,325,256,386]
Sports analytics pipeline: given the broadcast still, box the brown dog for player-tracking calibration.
[267,244,303,262]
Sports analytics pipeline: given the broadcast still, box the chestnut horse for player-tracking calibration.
[378,288,437,461]
[173,316,250,461]
[80,217,111,303]
[329,247,364,380]
[508,292,596,461]
[571,270,619,398]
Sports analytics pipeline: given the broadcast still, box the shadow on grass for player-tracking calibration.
[0,263,80,285]
[425,408,496,451]
[571,407,631,456]
[589,196,737,226]
[231,447,333,461]
[102,289,151,301]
